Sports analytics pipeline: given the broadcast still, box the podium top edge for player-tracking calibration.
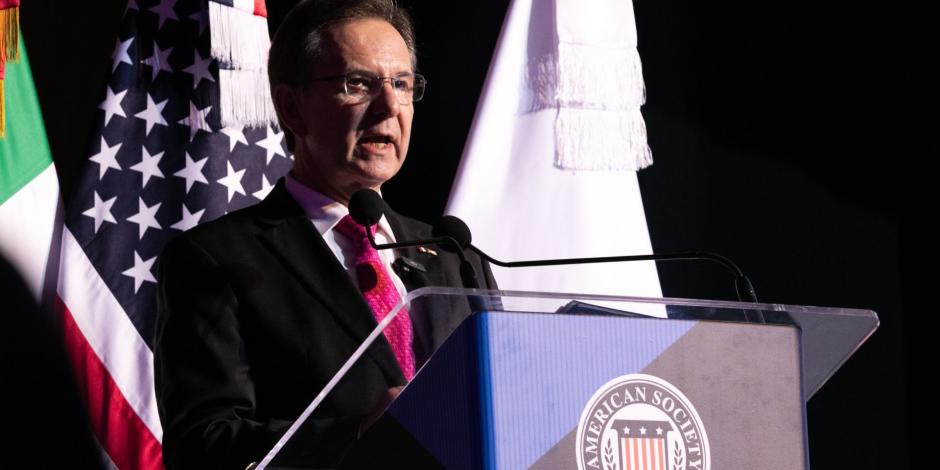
[401,286,879,319]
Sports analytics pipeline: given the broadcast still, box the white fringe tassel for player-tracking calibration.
[219,68,278,128]
[525,44,652,172]
[209,2,278,128]
[209,1,268,69]
[555,108,652,171]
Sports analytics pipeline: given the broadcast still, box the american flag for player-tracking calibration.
[56,0,289,467]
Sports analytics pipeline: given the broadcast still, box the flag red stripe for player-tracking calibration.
[254,0,267,17]
[60,297,164,470]
[632,438,640,470]
[656,438,664,470]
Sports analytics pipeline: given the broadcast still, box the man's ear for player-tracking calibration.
[273,84,305,138]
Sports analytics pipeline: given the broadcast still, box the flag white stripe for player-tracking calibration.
[58,229,163,442]
[650,439,662,470]
[0,165,59,300]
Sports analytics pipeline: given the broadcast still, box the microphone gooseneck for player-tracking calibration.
[431,214,760,303]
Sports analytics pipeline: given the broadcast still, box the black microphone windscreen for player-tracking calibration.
[432,215,472,252]
[348,189,386,226]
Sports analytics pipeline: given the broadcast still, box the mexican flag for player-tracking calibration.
[0,37,60,301]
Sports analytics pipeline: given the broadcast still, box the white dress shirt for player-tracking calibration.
[284,174,409,300]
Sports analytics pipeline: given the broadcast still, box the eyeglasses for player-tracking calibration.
[309,71,427,104]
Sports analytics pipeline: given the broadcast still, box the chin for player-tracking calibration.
[350,166,400,189]
[365,154,403,172]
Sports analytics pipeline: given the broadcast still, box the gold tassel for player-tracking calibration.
[0,77,6,138]
[0,5,18,138]
[0,6,18,63]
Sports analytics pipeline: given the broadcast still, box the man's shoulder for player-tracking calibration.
[175,201,266,244]
[164,180,299,253]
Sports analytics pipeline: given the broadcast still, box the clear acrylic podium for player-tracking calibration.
[257,287,878,470]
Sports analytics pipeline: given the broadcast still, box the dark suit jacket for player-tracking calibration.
[154,181,496,470]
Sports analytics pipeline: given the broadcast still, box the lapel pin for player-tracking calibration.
[417,246,438,256]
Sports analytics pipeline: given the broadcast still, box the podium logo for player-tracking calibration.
[575,374,710,470]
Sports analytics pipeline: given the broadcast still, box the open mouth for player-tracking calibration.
[358,135,393,151]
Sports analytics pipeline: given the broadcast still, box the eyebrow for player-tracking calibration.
[345,68,415,77]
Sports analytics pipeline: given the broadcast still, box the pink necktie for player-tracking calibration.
[335,215,415,381]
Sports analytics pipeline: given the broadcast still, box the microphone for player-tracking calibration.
[347,189,481,290]
[348,189,386,227]
[431,215,472,252]
[432,215,760,303]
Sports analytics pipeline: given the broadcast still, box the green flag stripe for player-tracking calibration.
[0,37,54,205]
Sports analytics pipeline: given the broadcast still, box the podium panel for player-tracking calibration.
[390,311,805,469]
[257,288,877,470]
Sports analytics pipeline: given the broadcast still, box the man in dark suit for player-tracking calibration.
[153,1,496,468]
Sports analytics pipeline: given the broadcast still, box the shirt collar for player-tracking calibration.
[284,173,396,241]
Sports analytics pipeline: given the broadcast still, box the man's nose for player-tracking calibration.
[369,79,402,117]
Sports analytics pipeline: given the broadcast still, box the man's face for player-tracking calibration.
[292,19,415,194]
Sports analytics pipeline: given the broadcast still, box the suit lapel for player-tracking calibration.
[255,181,404,384]
[384,209,457,364]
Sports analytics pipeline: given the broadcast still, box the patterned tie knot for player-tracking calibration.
[335,214,374,246]
[336,215,380,290]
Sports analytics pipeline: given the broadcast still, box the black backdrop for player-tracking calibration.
[20,0,920,467]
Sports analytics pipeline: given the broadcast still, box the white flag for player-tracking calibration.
[447,0,662,305]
